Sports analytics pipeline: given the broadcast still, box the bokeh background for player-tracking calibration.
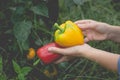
[0,0,120,80]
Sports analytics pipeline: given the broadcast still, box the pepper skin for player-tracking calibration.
[54,20,84,47]
[27,48,36,60]
[37,42,62,64]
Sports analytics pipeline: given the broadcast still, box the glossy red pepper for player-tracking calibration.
[37,42,62,64]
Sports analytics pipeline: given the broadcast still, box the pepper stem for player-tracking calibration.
[54,23,64,32]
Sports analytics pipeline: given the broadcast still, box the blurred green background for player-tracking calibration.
[0,0,120,80]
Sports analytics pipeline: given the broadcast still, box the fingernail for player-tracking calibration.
[48,47,51,51]
[78,24,83,26]
[48,47,53,51]
[78,24,84,28]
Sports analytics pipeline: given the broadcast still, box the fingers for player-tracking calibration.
[48,47,69,55]
[54,56,75,64]
[75,19,93,24]
[54,56,68,64]
[77,23,96,30]
[48,46,80,56]
[84,37,89,43]
[83,30,92,42]
[75,20,96,30]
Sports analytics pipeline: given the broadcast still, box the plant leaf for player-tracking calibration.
[33,59,40,66]
[18,73,25,80]
[30,3,48,17]
[12,60,21,74]
[0,56,2,72]
[73,0,89,5]
[15,6,25,15]
[65,0,75,8]
[14,21,32,43]
[21,67,32,76]
[21,40,29,50]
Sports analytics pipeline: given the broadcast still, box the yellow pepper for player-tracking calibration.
[27,48,36,60]
[54,20,84,47]
[43,66,58,78]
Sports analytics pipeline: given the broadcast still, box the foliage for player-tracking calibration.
[0,0,55,79]
[12,60,32,80]
[0,0,120,80]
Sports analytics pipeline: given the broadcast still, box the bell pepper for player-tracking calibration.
[27,48,36,60]
[37,42,62,64]
[43,65,58,78]
[54,20,84,47]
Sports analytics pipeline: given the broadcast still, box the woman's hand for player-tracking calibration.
[48,43,120,72]
[49,19,114,64]
[75,20,111,42]
[48,44,92,63]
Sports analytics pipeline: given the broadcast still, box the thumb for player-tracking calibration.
[84,37,90,43]
[48,47,68,55]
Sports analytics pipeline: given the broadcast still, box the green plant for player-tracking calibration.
[0,0,120,80]
[0,56,7,80]
[12,60,32,80]
[0,0,58,79]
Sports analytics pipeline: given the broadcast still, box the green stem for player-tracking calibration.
[54,23,64,33]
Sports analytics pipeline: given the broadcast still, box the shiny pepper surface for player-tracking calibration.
[27,48,36,60]
[54,20,84,47]
[37,42,62,64]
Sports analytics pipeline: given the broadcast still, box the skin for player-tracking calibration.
[48,20,120,72]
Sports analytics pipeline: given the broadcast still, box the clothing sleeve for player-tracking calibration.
[118,57,120,80]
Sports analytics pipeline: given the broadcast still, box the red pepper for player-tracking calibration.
[37,42,62,64]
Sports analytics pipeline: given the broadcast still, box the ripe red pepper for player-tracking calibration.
[37,42,62,64]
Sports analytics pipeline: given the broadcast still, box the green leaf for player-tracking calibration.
[14,21,32,43]
[21,67,32,76]
[0,11,5,19]
[33,59,40,66]
[15,6,25,15]
[58,62,69,69]
[12,60,21,74]
[0,74,7,80]
[73,0,88,5]
[18,73,25,80]
[13,0,24,4]
[65,0,75,8]
[21,40,29,50]
[30,3,48,17]
[35,39,42,46]
[0,56,2,72]
[11,14,25,24]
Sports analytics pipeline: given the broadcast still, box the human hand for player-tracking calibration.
[75,20,111,42]
[48,44,92,63]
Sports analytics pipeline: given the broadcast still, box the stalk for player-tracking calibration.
[54,23,64,33]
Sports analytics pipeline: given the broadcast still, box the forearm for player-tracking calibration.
[81,48,120,72]
[107,25,120,42]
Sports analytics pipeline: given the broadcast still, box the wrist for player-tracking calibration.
[80,46,95,58]
[80,47,102,62]
[106,25,120,41]
[105,24,114,40]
